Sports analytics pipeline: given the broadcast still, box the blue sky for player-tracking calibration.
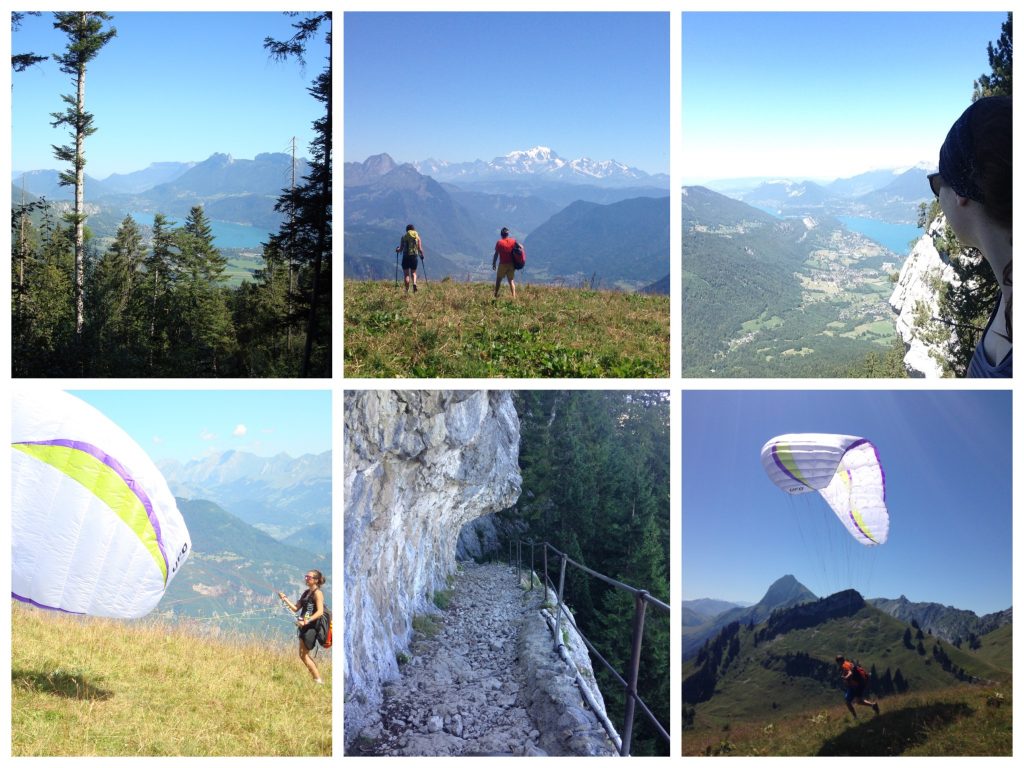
[12,12,328,178]
[682,390,1011,616]
[682,12,1007,182]
[345,12,668,174]
[69,390,332,464]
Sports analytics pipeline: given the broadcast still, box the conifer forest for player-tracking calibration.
[512,391,670,756]
[11,12,332,378]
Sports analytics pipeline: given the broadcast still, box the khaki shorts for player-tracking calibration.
[496,263,516,280]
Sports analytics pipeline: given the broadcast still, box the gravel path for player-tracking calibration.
[362,562,544,756]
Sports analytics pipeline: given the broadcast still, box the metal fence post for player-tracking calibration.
[516,540,521,587]
[553,553,568,651]
[529,540,536,591]
[542,544,548,594]
[620,591,649,756]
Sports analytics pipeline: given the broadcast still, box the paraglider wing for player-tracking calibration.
[760,433,864,494]
[11,391,191,618]
[818,439,888,546]
[761,433,888,546]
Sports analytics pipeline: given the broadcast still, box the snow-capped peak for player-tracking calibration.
[492,146,567,174]
[893,160,937,174]
[408,146,664,187]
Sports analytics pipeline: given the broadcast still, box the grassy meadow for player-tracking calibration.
[12,602,332,756]
[343,279,669,377]
[685,684,1011,756]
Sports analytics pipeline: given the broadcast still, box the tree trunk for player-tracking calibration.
[74,43,86,335]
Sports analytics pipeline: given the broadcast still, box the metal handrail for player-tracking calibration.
[510,537,670,756]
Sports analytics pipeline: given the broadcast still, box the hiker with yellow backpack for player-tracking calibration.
[396,224,424,294]
[278,569,330,685]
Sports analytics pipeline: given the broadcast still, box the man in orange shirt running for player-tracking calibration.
[835,654,880,718]
[492,226,517,299]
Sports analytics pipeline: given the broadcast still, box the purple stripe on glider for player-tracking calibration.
[846,437,887,503]
[12,592,84,614]
[770,445,806,487]
[13,438,169,578]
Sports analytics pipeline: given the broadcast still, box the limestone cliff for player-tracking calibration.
[888,216,959,377]
[344,391,522,738]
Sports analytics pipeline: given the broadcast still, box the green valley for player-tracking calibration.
[682,186,907,377]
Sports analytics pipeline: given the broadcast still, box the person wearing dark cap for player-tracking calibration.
[927,96,1011,377]
[396,224,424,294]
[492,226,518,299]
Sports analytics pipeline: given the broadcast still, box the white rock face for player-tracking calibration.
[344,391,522,739]
[888,216,958,377]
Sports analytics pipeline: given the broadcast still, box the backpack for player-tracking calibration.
[511,240,526,270]
[403,231,421,257]
[849,661,869,683]
[315,607,333,649]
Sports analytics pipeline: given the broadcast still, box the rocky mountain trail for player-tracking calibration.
[352,561,615,757]
[355,562,542,756]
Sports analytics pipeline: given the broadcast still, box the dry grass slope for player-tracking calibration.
[684,685,1010,757]
[343,279,669,377]
[12,602,331,756]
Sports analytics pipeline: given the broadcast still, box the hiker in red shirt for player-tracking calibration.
[492,226,517,299]
[836,654,879,718]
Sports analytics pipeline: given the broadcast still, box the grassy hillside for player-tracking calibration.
[344,279,669,377]
[684,606,1008,720]
[12,602,331,756]
[685,685,1010,756]
[969,622,1012,670]
[682,602,1011,756]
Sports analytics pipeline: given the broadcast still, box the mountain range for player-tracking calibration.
[158,449,331,541]
[718,165,933,225]
[684,575,1012,660]
[413,145,669,188]
[683,574,818,659]
[524,196,669,287]
[344,149,669,289]
[13,152,309,237]
[158,497,330,642]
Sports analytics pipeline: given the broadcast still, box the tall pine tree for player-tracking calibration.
[51,12,116,340]
[263,12,331,376]
[88,215,145,373]
[168,206,236,375]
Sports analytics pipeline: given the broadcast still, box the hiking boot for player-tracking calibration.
[872,702,880,715]
[413,284,418,293]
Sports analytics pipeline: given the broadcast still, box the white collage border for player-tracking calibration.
[2,0,1019,764]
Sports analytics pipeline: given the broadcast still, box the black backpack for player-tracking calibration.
[511,241,526,270]
[315,608,333,649]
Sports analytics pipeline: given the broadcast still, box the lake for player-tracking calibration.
[837,216,922,256]
[129,211,271,250]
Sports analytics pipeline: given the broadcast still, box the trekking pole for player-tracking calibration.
[419,253,427,284]
[395,250,399,287]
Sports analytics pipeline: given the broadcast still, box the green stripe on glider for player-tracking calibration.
[12,443,168,583]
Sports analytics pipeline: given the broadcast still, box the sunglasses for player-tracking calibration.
[927,172,944,198]
[304,574,316,580]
